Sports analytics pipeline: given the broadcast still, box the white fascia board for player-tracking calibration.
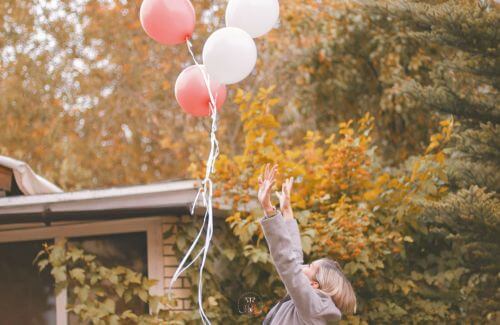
[0,180,204,215]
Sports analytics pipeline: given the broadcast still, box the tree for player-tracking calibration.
[188,87,454,323]
[364,0,499,321]
[0,0,442,189]
[0,0,239,189]
[262,0,442,161]
[6,0,498,322]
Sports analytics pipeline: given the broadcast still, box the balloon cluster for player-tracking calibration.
[139,2,279,323]
[140,0,280,116]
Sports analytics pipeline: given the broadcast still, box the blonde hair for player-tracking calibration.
[314,258,357,315]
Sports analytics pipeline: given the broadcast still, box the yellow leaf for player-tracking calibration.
[363,189,381,201]
[208,296,218,306]
[435,152,445,164]
[403,236,414,243]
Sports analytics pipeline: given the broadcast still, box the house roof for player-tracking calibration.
[0,179,229,225]
[0,155,63,195]
[0,155,230,225]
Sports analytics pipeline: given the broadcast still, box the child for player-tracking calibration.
[257,163,357,324]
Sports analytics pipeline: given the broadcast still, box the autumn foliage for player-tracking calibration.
[3,0,498,323]
[186,87,455,323]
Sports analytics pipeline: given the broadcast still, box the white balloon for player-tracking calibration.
[225,0,280,38]
[202,27,257,85]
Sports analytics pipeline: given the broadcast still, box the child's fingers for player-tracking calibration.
[269,165,278,180]
[264,163,269,179]
[283,178,289,195]
[269,179,276,193]
[264,179,275,194]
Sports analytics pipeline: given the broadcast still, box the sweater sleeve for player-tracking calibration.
[284,218,304,264]
[259,210,338,320]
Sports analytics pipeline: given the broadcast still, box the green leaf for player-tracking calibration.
[51,266,67,283]
[37,259,49,272]
[123,290,133,304]
[72,303,86,314]
[69,268,86,285]
[77,285,89,301]
[137,289,148,303]
[126,271,142,284]
[67,248,84,262]
[98,266,109,278]
[49,246,66,267]
[108,272,119,285]
[102,298,116,314]
[83,254,96,262]
[108,315,120,325]
[90,274,100,285]
[114,266,128,275]
[121,310,138,320]
[223,248,236,261]
[115,284,125,298]
[33,249,46,264]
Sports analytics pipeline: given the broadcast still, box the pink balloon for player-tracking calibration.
[140,0,196,45]
[175,65,227,117]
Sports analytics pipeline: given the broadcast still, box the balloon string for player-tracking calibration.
[166,37,220,325]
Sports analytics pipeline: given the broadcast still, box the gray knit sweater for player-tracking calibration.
[259,210,342,324]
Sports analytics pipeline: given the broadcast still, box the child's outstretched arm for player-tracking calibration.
[259,210,341,321]
[284,217,304,264]
[276,177,304,264]
[258,164,341,321]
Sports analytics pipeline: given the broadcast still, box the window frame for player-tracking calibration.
[0,217,165,325]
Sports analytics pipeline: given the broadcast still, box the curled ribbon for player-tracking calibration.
[166,37,220,325]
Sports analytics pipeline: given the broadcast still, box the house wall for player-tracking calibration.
[162,216,193,311]
[0,215,197,313]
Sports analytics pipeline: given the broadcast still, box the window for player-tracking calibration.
[0,240,56,325]
[0,217,164,325]
[68,232,148,324]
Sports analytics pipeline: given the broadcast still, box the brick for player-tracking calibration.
[166,275,185,279]
[164,277,183,289]
[170,288,192,299]
[164,266,180,277]
[163,256,179,267]
[182,299,193,310]
[182,277,191,287]
[163,245,175,256]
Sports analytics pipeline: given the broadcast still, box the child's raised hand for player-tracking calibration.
[276,177,294,217]
[258,163,278,215]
